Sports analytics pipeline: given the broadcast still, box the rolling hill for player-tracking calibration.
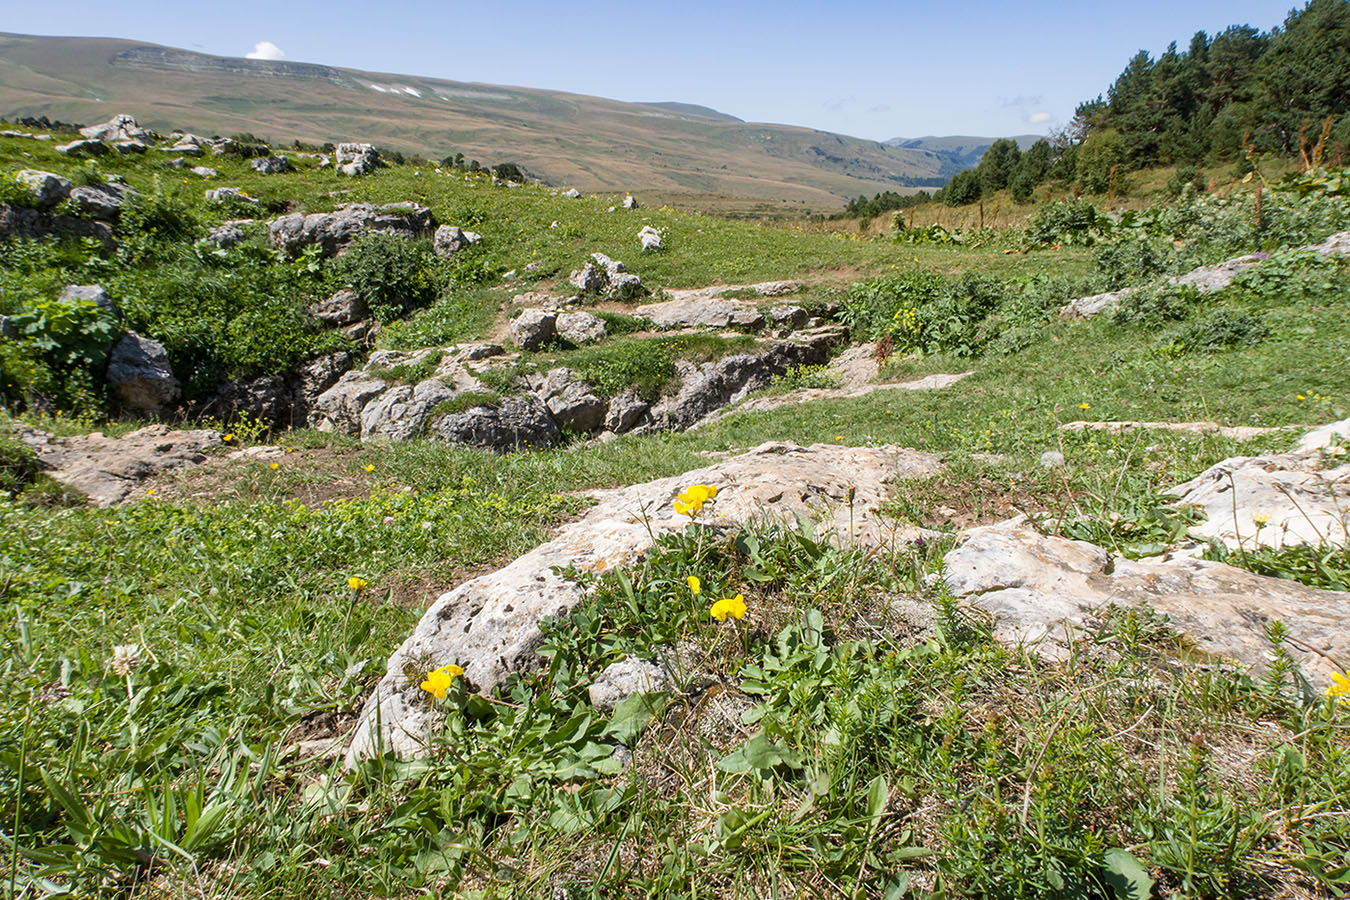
[1,32,970,213]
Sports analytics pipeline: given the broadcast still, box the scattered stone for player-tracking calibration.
[59,284,116,315]
[588,657,669,712]
[250,156,292,175]
[114,140,148,154]
[569,261,605,292]
[69,183,135,219]
[15,170,72,208]
[942,518,1350,689]
[638,225,662,251]
[309,289,368,326]
[561,188,581,198]
[433,395,561,452]
[191,166,218,178]
[79,114,148,143]
[361,379,459,441]
[622,195,639,210]
[556,311,606,344]
[106,333,181,415]
[268,202,436,256]
[335,143,382,176]
[604,389,650,433]
[633,297,764,329]
[165,139,204,158]
[164,157,188,169]
[204,187,256,203]
[1060,420,1282,441]
[13,424,218,508]
[767,305,810,329]
[510,308,557,351]
[433,225,468,256]
[205,221,249,248]
[55,139,107,156]
[347,441,941,762]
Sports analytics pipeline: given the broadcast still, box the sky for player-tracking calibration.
[5,0,1303,141]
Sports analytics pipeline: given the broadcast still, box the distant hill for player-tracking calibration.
[0,32,990,211]
[885,135,1043,174]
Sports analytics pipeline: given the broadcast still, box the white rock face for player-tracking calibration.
[942,518,1350,688]
[638,225,663,251]
[633,297,763,329]
[345,441,942,763]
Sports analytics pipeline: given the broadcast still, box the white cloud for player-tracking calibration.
[246,41,285,61]
[1027,111,1052,125]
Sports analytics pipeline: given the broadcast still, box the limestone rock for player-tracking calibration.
[114,140,148,154]
[767,304,809,329]
[268,202,436,256]
[433,224,468,256]
[69,183,135,219]
[941,519,1350,689]
[106,333,180,415]
[1171,254,1267,291]
[250,156,292,175]
[55,140,108,156]
[335,143,382,176]
[604,389,650,433]
[569,261,605,292]
[206,221,249,248]
[543,379,606,434]
[15,170,71,208]
[556,311,606,344]
[633,297,764,329]
[205,188,255,204]
[561,188,581,198]
[59,284,116,315]
[361,379,458,441]
[638,225,662,251]
[510,308,557,351]
[346,441,941,762]
[433,394,560,451]
[0,203,113,244]
[192,166,219,178]
[290,352,352,422]
[308,372,389,434]
[309,289,368,326]
[588,657,670,713]
[80,114,148,143]
[622,195,639,210]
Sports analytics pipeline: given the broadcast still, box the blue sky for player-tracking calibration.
[7,0,1302,140]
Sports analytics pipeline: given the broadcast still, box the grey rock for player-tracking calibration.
[1170,254,1266,291]
[55,139,107,156]
[361,378,459,441]
[556,311,606,344]
[347,441,941,762]
[569,261,605,292]
[212,376,290,425]
[0,203,114,244]
[603,389,650,433]
[1301,231,1350,257]
[638,225,662,251]
[290,352,353,422]
[59,284,116,315]
[206,221,248,248]
[107,333,180,414]
[587,657,670,712]
[545,381,606,434]
[204,187,255,203]
[343,320,378,343]
[0,316,15,338]
[608,271,646,301]
[433,224,468,256]
[114,140,148,154]
[336,143,382,176]
[767,304,809,329]
[191,166,219,178]
[80,114,148,143]
[69,183,135,219]
[633,297,764,330]
[164,157,189,169]
[250,156,292,175]
[561,188,581,198]
[310,289,368,326]
[433,395,561,451]
[308,372,389,433]
[1060,289,1133,319]
[268,202,436,257]
[15,170,72,208]
[166,143,203,158]
[510,308,557,351]
[622,195,639,210]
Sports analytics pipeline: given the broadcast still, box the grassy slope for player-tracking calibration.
[0,32,953,215]
[2,129,1349,898]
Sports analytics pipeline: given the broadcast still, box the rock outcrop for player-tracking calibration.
[107,333,180,414]
[269,202,436,256]
[335,143,381,176]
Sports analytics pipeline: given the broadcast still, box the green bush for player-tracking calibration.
[0,296,117,412]
[1110,284,1197,328]
[0,426,39,494]
[334,233,440,323]
[1025,199,1112,247]
[1166,307,1269,352]
[1093,236,1175,289]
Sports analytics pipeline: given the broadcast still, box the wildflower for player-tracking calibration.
[422,521,434,530]
[383,516,396,526]
[348,576,368,592]
[146,488,155,495]
[674,483,718,517]
[1252,512,1271,527]
[421,663,464,698]
[710,594,747,621]
[1079,403,1091,410]
[687,575,701,595]
[835,435,843,442]
[363,464,375,473]
[223,433,235,443]
[1329,671,1350,699]
[110,644,141,677]
[270,463,279,470]
[1297,394,1306,400]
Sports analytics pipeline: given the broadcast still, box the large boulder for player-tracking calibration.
[210,376,290,425]
[55,140,107,157]
[268,202,436,257]
[556,311,606,344]
[309,289,368,326]
[59,284,117,316]
[509,308,557,351]
[633,297,764,329]
[308,372,389,433]
[360,379,459,441]
[289,352,353,424]
[250,156,292,175]
[0,203,113,243]
[335,143,382,176]
[69,183,136,219]
[433,224,483,256]
[15,170,72,208]
[107,333,180,415]
[80,114,148,143]
[604,389,650,433]
[433,395,561,451]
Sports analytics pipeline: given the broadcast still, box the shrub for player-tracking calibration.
[1093,236,1175,289]
[0,426,40,494]
[0,296,117,412]
[1025,200,1112,247]
[1166,307,1269,352]
[334,233,439,323]
[1110,284,1197,328]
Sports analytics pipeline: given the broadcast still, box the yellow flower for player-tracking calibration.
[348,576,368,592]
[1079,403,1091,410]
[1252,512,1271,527]
[146,488,156,495]
[1297,394,1306,400]
[420,663,464,698]
[687,576,701,595]
[1329,671,1350,699]
[674,483,718,516]
[710,594,747,621]
[223,433,235,443]
[269,462,279,470]
[363,464,375,473]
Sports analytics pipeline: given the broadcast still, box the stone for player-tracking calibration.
[545,380,606,434]
[15,170,72,208]
[1170,254,1267,291]
[165,157,189,169]
[767,305,809,329]
[13,424,218,508]
[587,657,670,713]
[268,202,436,257]
[556,311,606,344]
[1296,417,1350,452]
[361,378,459,441]
[433,395,561,451]
[1059,420,1282,442]
[59,284,116,315]
[167,142,204,158]
[107,333,181,415]
[1167,435,1349,551]
[346,441,941,762]
[250,156,292,174]
[1301,231,1350,257]
[309,289,368,326]
[335,143,382,176]
[206,221,248,248]
[1061,289,1131,319]
[433,224,468,256]
[638,225,662,251]
[308,372,388,434]
[561,188,581,198]
[210,376,290,426]
[941,518,1350,690]
[192,166,219,178]
[570,262,605,292]
[0,203,114,244]
[80,114,148,143]
[55,140,107,156]
[622,195,639,210]
[289,352,353,423]
[661,281,803,304]
[510,308,557,351]
[114,140,148,154]
[603,389,649,433]
[205,188,255,203]
[632,297,765,330]
[69,183,135,219]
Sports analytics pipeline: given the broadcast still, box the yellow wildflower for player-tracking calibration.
[674,483,718,516]
[687,576,701,595]
[348,576,368,592]
[1079,403,1090,410]
[223,433,235,443]
[420,664,464,698]
[1329,671,1350,699]
[1297,394,1306,400]
[1252,512,1271,527]
[270,462,279,470]
[710,594,747,621]
[363,464,375,473]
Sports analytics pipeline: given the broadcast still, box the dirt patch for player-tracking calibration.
[140,444,372,508]
[888,469,1047,530]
